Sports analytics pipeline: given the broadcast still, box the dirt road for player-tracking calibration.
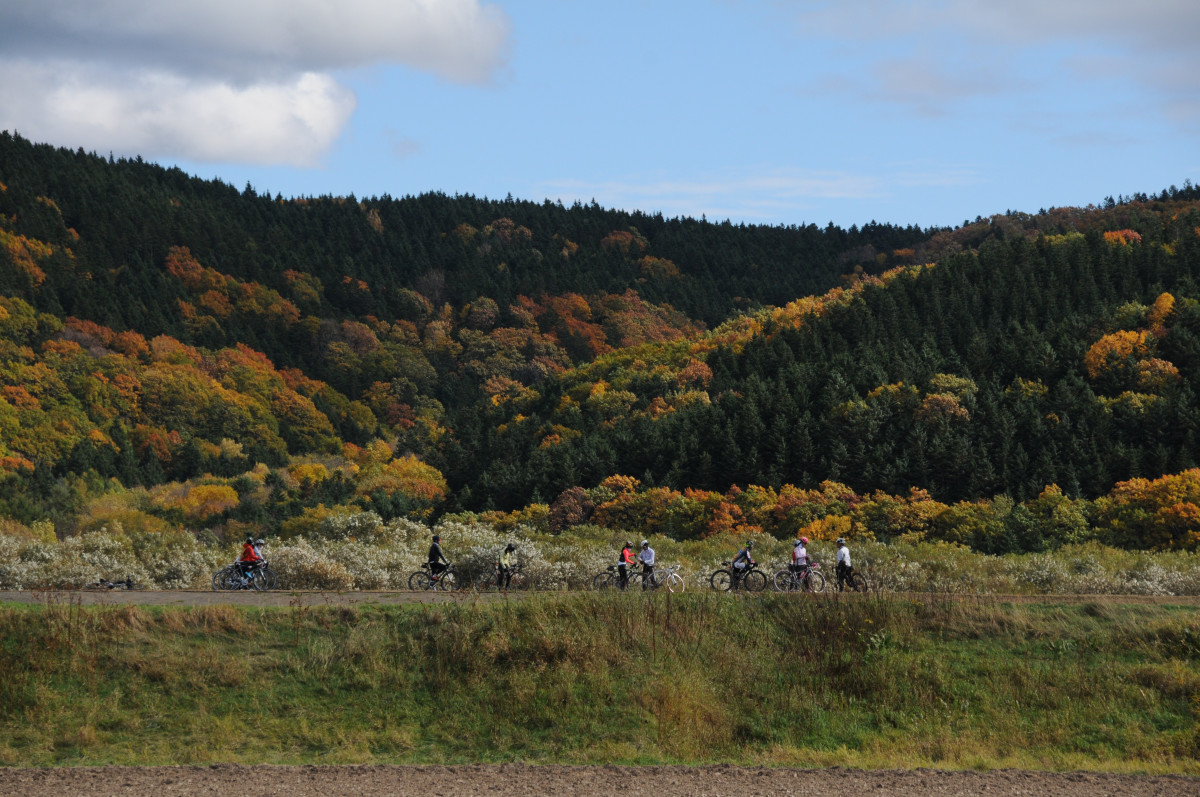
[1,764,1197,796]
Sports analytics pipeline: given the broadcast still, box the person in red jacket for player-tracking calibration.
[236,535,263,582]
[617,541,635,590]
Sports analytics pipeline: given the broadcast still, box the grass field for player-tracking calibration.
[1,591,1198,772]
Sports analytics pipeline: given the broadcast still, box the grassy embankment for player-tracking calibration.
[1,591,1198,772]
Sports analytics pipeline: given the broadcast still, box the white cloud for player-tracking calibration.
[0,0,510,164]
[0,60,356,165]
[790,0,1200,125]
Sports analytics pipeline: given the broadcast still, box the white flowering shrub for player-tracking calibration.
[3,518,1200,594]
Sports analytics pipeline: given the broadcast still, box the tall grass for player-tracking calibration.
[1,592,1198,771]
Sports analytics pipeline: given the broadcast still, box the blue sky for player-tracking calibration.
[2,1,1197,229]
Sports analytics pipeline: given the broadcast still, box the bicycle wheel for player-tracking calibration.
[409,571,432,590]
[260,567,277,590]
[665,573,686,593]
[773,569,796,592]
[804,571,826,593]
[508,571,527,590]
[250,569,270,591]
[437,571,459,591]
[628,571,646,590]
[593,572,614,590]
[709,569,732,591]
[476,572,497,592]
[743,569,768,592]
[849,572,869,592]
[213,567,237,591]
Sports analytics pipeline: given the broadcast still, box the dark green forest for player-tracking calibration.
[2,130,1200,544]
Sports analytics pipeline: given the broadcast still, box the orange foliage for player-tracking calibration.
[1084,330,1150,380]
[638,255,681,280]
[0,229,51,287]
[1148,292,1175,338]
[1103,229,1142,246]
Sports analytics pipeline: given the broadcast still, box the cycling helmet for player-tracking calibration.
[245,535,253,544]
[433,534,441,542]
[624,541,633,548]
[799,536,809,545]
[746,540,755,548]
[836,537,846,546]
[255,538,265,546]
[505,543,515,552]
[641,539,649,547]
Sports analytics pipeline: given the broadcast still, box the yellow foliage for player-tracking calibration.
[797,514,856,542]
[1084,330,1150,380]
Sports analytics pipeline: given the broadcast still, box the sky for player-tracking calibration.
[1,0,1197,230]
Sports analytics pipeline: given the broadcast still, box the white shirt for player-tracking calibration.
[639,546,655,566]
[793,545,807,564]
[836,546,851,567]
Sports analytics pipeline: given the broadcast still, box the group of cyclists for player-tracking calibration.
[739,535,858,591]
[231,530,860,592]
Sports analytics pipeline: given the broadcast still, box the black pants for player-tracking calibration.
[617,563,628,589]
[641,564,654,589]
[497,566,511,589]
[430,561,446,578]
[837,563,852,591]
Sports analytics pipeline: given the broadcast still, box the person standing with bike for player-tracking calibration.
[835,537,854,591]
[638,539,655,590]
[792,536,810,573]
[429,534,450,583]
[497,543,516,590]
[618,541,635,590]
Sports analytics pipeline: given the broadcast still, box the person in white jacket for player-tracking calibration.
[835,537,853,591]
[638,539,656,590]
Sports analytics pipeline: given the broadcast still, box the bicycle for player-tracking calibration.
[709,560,767,592]
[475,563,527,591]
[409,562,460,591]
[834,565,869,593]
[593,564,630,590]
[211,561,275,591]
[85,577,144,591]
[653,564,686,593]
[772,561,826,593]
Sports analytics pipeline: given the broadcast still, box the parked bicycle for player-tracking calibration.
[652,564,686,593]
[709,561,767,592]
[409,562,460,591]
[772,561,826,593]
[85,576,144,591]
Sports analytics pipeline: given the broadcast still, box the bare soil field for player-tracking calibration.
[3,588,1200,608]
[1,764,1198,796]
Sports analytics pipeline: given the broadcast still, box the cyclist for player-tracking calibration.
[428,534,449,582]
[236,535,263,584]
[791,536,810,572]
[638,539,655,590]
[253,537,266,560]
[497,543,516,590]
[731,540,756,585]
[835,537,854,591]
[618,541,635,590]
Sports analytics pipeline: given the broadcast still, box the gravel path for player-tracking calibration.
[1,764,1197,796]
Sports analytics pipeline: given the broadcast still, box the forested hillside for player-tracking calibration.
[2,130,1199,553]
